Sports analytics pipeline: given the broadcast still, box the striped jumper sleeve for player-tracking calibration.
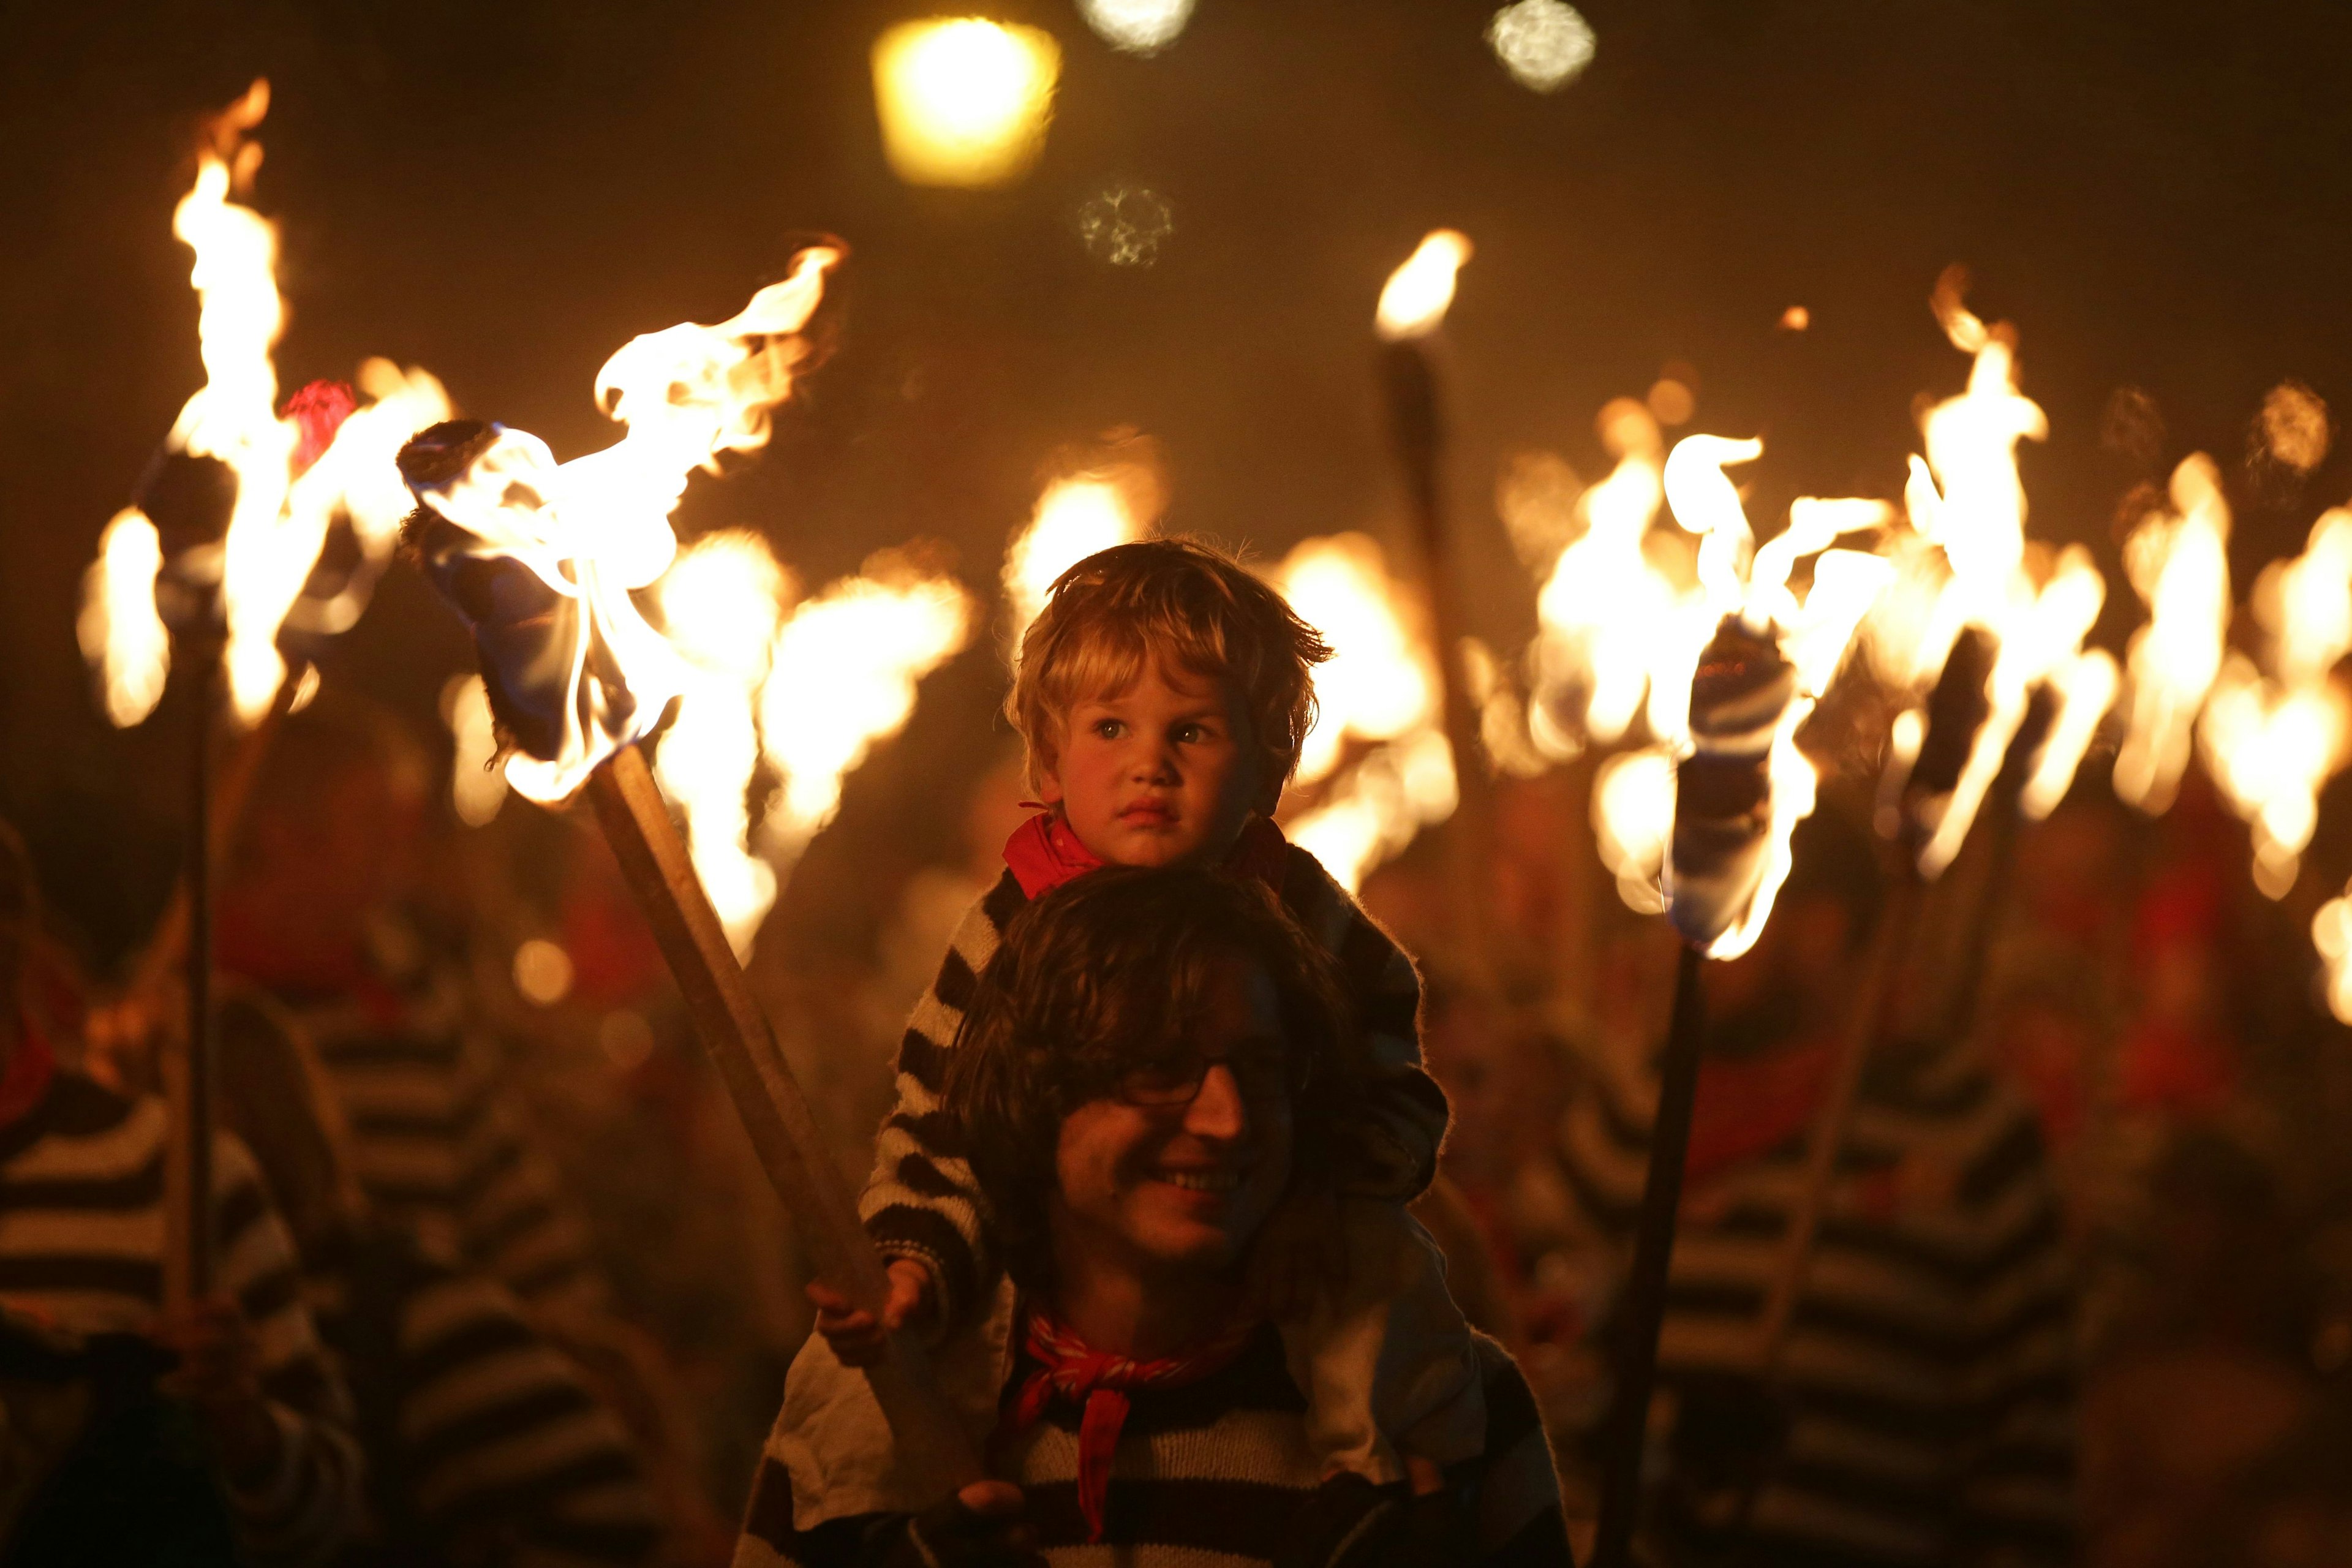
[0,1076,367,1566]
[859,871,1030,1328]
[356,1242,663,1566]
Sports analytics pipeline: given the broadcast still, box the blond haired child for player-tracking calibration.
[750,538,1481,1544]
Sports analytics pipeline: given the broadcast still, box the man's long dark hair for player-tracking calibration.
[942,865,1364,1294]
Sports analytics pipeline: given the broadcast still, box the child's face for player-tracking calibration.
[1041,658,1269,867]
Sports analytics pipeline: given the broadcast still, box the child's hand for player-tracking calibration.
[807,1259,938,1367]
[1246,1183,1346,1323]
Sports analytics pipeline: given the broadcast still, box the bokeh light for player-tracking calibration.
[1078,182,1175,265]
[1487,0,1596,92]
[1077,0,1196,56]
[871,18,1061,188]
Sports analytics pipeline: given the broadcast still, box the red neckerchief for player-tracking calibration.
[217,905,407,1026]
[1682,1036,1840,1191]
[0,1018,58,1129]
[1004,1305,1259,1542]
[1001,812,1289,900]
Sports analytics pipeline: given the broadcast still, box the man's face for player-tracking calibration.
[1039,659,1268,868]
[1049,956,1294,1281]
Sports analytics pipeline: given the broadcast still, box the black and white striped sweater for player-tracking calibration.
[739,1328,1571,1568]
[1555,1030,2076,1568]
[312,1224,663,1567]
[238,946,607,1318]
[861,851,1451,1329]
[0,1070,366,1566]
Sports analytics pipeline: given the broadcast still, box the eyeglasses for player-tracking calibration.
[1114,1046,1303,1110]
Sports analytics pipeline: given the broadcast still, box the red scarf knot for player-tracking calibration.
[1004,1306,1257,1542]
[1001,812,1289,901]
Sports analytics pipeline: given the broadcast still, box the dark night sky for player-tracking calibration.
[6,0,2351,956]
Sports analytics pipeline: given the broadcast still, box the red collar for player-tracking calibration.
[1001,813,1290,900]
[1003,1306,1258,1542]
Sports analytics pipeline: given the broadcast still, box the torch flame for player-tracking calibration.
[2114,454,2231,814]
[409,248,842,803]
[80,510,172,726]
[654,532,795,955]
[1528,399,1675,753]
[1005,442,1164,641]
[83,81,453,728]
[2196,505,2352,897]
[760,555,973,866]
[1273,535,1455,891]
[1375,230,1473,342]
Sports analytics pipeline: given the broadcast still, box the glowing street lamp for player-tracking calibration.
[872,19,1061,188]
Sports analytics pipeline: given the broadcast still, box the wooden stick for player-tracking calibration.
[1381,338,1502,979]
[130,684,292,1010]
[1590,941,1707,1568]
[1752,873,1922,1371]
[582,742,982,1494]
[164,654,219,1309]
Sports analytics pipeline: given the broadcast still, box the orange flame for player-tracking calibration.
[82,81,452,726]
[1376,230,1473,341]
[2198,507,2352,896]
[2114,454,2231,813]
[1004,443,1164,641]
[410,247,842,803]
[1272,535,1456,891]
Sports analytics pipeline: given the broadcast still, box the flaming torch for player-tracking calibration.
[77,81,451,1303]
[1375,230,1504,962]
[398,249,979,1493]
[1588,441,1891,1568]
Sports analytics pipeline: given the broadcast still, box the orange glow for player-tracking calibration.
[1376,230,1473,341]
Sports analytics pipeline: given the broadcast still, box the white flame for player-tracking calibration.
[2196,507,2352,897]
[416,248,841,803]
[654,532,794,955]
[1593,744,1675,913]
[441,675,508,828]
[1273,535,1456,891]
[1528,399,1675,753]
[1376,230,1473,342]
[80,510,172,727]
[84,82,453,728]
[761,557,973,865]
[2114,454,2231,814]
[1005,451,1163,641]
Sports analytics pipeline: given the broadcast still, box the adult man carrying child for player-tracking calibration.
[739,540,1570,1565]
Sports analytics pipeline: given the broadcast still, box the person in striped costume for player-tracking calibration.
[742,866,1570,1567]
[1551,815,2077,1567]
[0,821,367,1565]
[214,984,666,1568]
[218,702,608,1318]
[775,540,1474,1524]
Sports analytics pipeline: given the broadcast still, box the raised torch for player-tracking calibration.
[1588,437,1894,1568]
[394,247,982,1497]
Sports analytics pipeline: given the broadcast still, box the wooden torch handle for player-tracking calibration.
[1589,941,1707,1568]
[583,742,983,1493]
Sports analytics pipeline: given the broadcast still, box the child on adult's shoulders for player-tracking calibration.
[772,538,1484,1531]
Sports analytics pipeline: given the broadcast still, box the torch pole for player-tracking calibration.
[165,646,219,1308]
[582,742,982,1494]
[1382,338,1500,974]
[1753,872,1921,1371]
[1591,941,1708,1568]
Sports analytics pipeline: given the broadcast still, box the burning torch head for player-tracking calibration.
[1668,617,1797,949]
[396,419,598,768]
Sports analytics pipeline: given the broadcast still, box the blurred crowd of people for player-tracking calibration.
[2,682,2350,1567]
